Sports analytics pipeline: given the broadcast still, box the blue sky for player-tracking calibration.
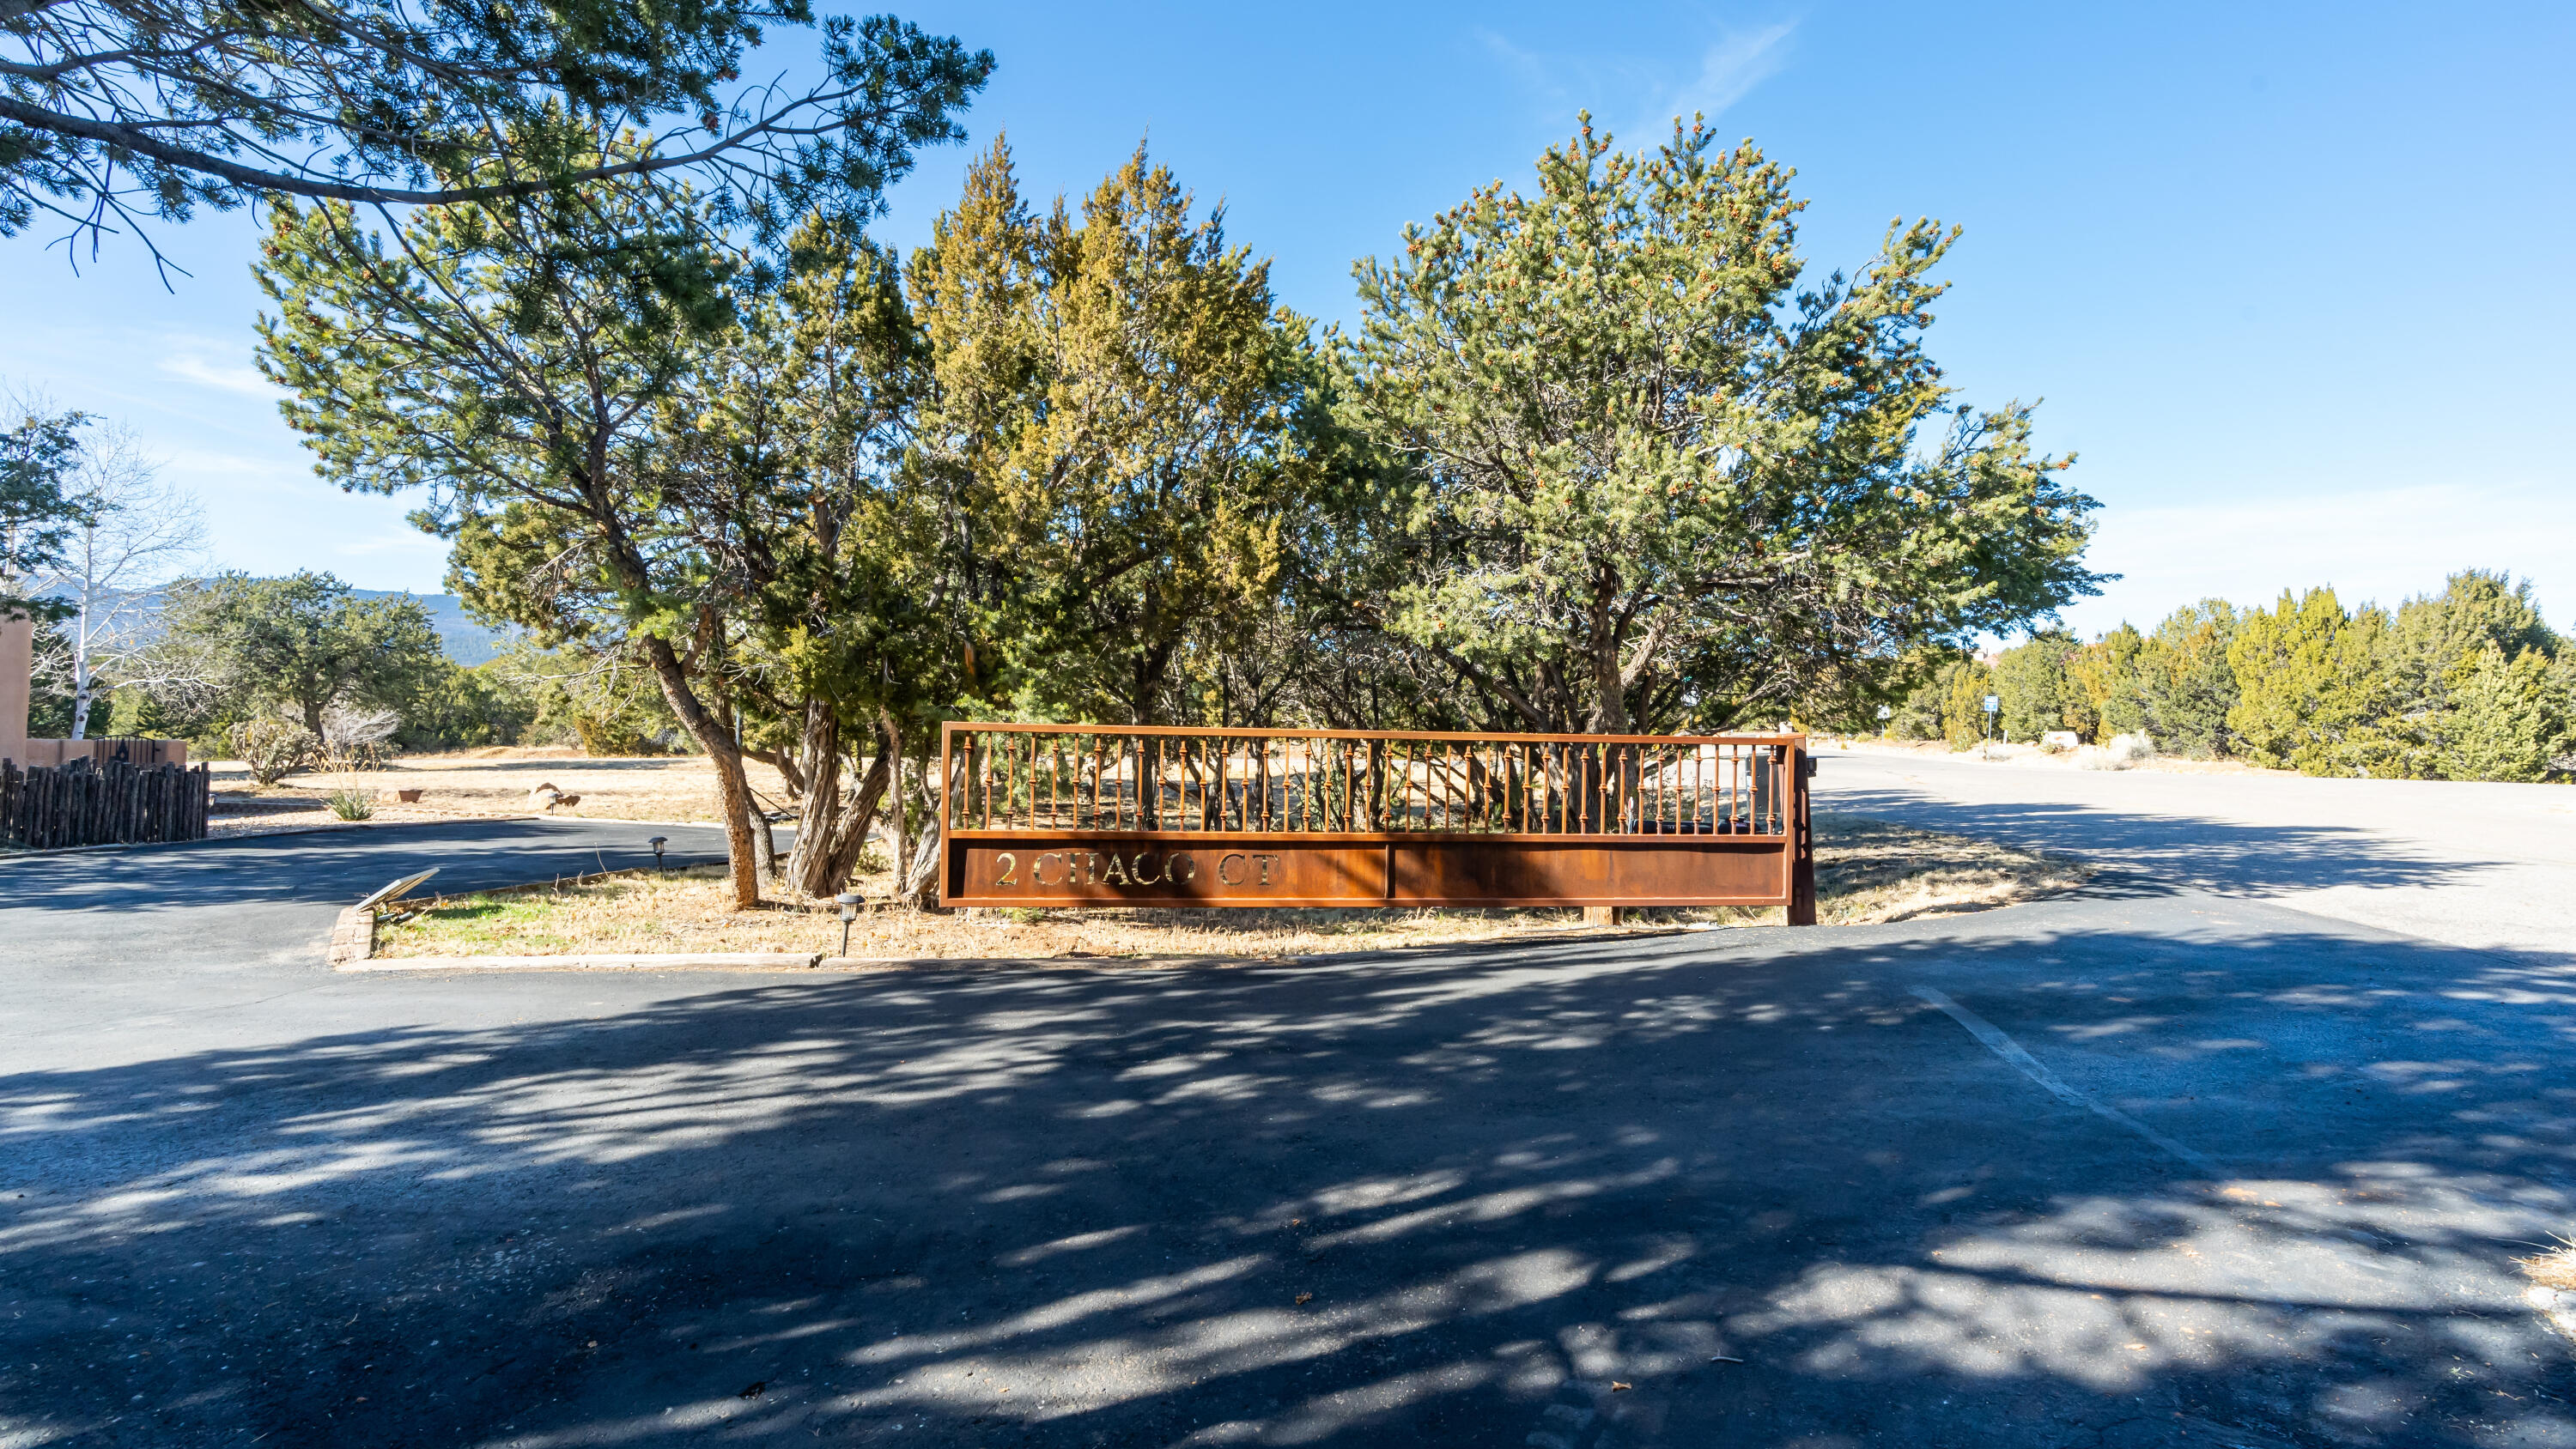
[5,0,2571,640]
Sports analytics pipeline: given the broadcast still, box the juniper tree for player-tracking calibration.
[2136,601,2239,757]
[907,138,1321,727]
[1335,117,2101,734]
[2227,587,2410,776]
[2433,643,2562,782]
[2063,624,2146,742]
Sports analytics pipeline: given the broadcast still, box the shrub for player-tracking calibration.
[230,716,319,785]
[319,705,399,773]
[325,788,375,821]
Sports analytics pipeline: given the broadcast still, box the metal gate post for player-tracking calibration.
[1788,738,1817,925]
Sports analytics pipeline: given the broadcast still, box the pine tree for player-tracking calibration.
[2393,571,2558,716]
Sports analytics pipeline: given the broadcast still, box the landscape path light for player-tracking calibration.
[649,835,667,870]
[836,892,863,958]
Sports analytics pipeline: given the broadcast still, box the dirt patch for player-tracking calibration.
[204,750,793,829]
[373,812,2093,962]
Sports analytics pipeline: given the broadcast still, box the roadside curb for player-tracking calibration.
[344,951,824,973]
[340,922,1744,976]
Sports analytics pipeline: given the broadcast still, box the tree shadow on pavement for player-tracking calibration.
[1820,785,2499,899]
[3,900,2573,1446]
[0,818,734,915]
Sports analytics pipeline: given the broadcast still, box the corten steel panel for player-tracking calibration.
[943,835,1795,909]
[937,722,1813,914]
[1388,839,1788,906]
[947,839,1383,908]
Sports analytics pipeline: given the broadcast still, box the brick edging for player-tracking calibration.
[327,904,375,967]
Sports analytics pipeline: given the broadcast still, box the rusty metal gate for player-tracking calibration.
[940,724,1814,921]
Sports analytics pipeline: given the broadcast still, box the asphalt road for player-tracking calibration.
[1814,746,2576,962]
[4,819,2574,1447]
[0,817,734,974]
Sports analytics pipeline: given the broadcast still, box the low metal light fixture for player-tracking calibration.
[836,891,863,957]
[648,835,668,870]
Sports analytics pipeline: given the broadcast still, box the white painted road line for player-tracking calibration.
[1909,985,2219,1173]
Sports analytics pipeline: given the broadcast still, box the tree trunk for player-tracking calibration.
[70,657,93,740]
[781,698,839,890]
[881,719,947,912]
[748,799,778,879]
[638,633,761,908]
[790,740,892,900]
[901,806,943,908]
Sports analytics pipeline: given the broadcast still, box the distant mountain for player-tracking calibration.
[352,589,518,665]
[39,580,518,666]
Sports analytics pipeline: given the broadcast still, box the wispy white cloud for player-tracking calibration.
[157,446,284,477]
[1626,22,1796,144]
[1475,28,1570,115]
[337,532,444,558]
[160,353,277,397]
[1479,19,1798,149]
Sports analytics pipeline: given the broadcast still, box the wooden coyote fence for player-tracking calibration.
[0,758,211,851]
[941,724,1814,919]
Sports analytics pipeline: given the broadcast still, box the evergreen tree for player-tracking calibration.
[2063,624,2146,742]
[1,403,94,619]
[1992,630,2074,743]
[2227,587,2409,775]
[2430,645,2562,782]
[6,0,990,264]
[2136,600,2238,757]
[157,571,442,736]
[1939,659,1994,750]
[255,160,770,901]
[908,138,1321,727]
[2393,570,2558,716]
[1334,118,2100,734]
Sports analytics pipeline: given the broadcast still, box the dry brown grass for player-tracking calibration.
[1807,815,2093,925]
[374,811,2093,963]
[207,747,793,830]
[2523,1243,2576,1294]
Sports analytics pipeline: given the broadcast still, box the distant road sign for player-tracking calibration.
[1982,694,2000,714]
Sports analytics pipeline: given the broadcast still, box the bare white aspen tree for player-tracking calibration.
[3,383,209,737]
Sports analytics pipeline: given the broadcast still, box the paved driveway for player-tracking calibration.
[3,821,2572,1447]
[1,818,732,973]
[1815,747,2576,962]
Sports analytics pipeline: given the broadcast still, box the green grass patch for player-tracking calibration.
[385,893,587,953]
